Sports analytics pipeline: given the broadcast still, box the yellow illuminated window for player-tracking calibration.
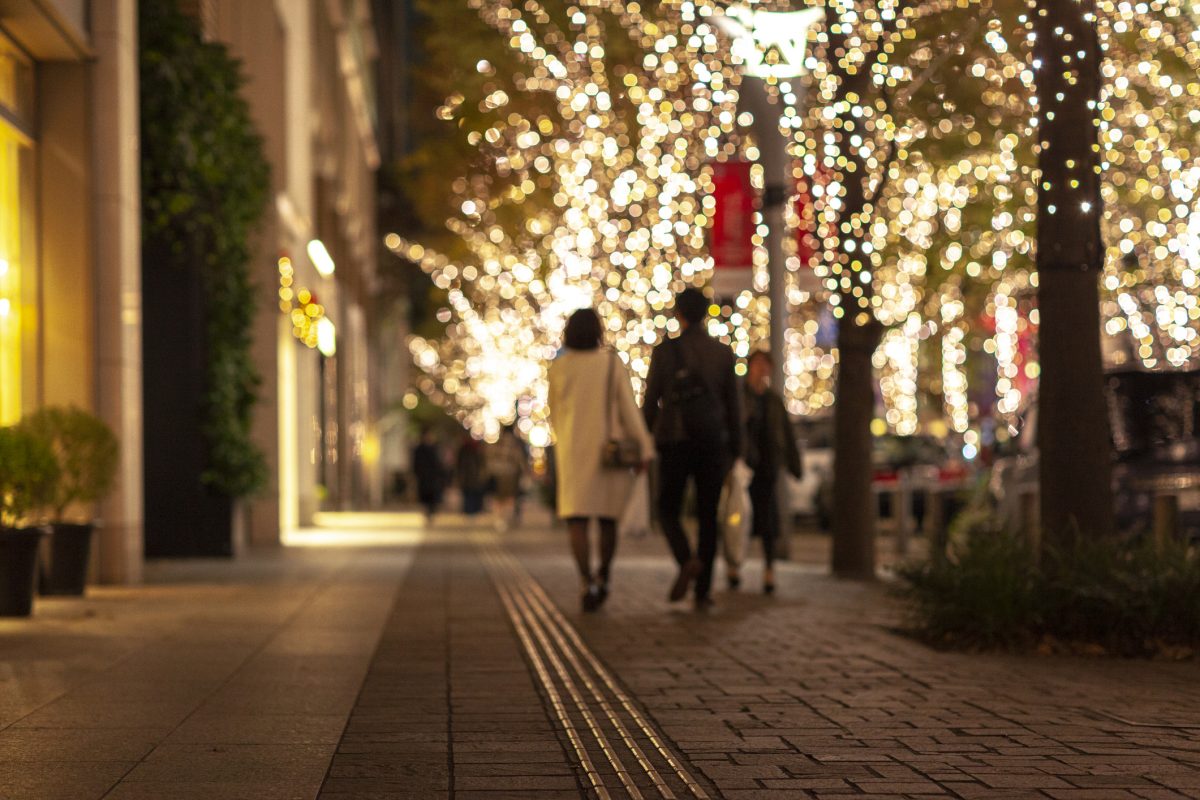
[0,33,32,426]
[0,127,22,425]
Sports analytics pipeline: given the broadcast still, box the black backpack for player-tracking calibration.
[660,337,724,445]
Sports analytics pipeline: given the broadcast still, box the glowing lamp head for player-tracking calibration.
[307,239,336,277]
[316,317,336,357]
[716,5,824,79]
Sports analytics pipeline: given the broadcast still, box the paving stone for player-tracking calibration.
[0,760,134,800]
[0,726,161,761]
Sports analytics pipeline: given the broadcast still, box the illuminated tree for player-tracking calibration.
[391,0,1200,561]
[391,0,758,442]
[788,0,1200,563]
[788,0,1025,577]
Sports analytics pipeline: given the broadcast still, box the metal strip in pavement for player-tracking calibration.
[489,546,665,799]
[511,578,676,799]
[504,578,647,799]
[491,562,614,800]
[481,538,712,800]
[517,569,711,800]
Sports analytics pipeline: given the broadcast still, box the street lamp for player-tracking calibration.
[307,239,336,278]
[715,5,822,81]
[716,4,824,557]
[715,4,824,390]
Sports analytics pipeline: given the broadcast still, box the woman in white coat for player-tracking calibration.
[548,308,655,612]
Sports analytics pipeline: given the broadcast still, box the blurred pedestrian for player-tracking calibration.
[739,350,802,595]
[456,434,489,515]
[643,287,743,610]
[488,423,529,531]
[411,427,447,524]
[548,308,654,612]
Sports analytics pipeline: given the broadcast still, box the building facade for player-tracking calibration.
[0,0,144,583]
[197,0,382,545]
[1,0,381,583]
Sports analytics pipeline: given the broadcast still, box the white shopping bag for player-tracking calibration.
[619,472,653,538]
[720,459,753,567]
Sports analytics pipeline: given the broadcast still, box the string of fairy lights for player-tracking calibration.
[389,0,1200,449]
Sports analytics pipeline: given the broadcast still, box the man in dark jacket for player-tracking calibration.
[643,287,743,609]
[741,349,802,594]
[412,428,447,524]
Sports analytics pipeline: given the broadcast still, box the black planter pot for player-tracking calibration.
[40,522,94,596]
[0,527,46,617]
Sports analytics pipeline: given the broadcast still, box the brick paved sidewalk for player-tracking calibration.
[319,539,583,798]
[313,522,1200,799]
[510,524,1200,799]
[3,516,1199,799]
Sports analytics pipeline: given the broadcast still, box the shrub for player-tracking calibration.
[19,406,119,521]
[0,426,60,529]
[898,530,1040,650]
[1040,537,1200,656]
[899,531,1200,658]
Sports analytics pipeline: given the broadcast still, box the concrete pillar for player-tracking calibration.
[285,0,319,527]
[213,0,288,547]
[91,0,143,584]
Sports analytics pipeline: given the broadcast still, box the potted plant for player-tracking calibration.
[0,425,59,616]
[20,407,119,596]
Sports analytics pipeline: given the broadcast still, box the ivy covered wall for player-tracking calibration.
[139,0,270,555]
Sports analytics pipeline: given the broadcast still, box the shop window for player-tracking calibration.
[0,33,33,425]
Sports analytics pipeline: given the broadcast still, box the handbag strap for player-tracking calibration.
[604,350,616,442]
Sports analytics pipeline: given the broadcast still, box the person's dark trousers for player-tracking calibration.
[657,441,728,599]
[749,472,780,567]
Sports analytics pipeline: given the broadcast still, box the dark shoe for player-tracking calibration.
[727,573,741,591]
[669,558,702,602]
[763,581,776,596]
[582,585,603,613]
[693,594,714,612]
[596,582,609,608]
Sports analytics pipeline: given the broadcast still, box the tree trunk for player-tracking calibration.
[1034,0,1114,544]
[832,317,883,579]
[820,17,896,579]
[1038,270,1113,542]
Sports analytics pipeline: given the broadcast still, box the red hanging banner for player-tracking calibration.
[709,161,754,272]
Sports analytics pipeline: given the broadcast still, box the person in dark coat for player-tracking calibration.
[643,287,743,610]
[411,428,446,524]
[741,350,802,595]
[456,434,489,515]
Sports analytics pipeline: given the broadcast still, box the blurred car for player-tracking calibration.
[786,417,834,525]
[786,422,971,529]
[992,368,1200,539]
[872,434,969,482]
[871,434,972,528]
